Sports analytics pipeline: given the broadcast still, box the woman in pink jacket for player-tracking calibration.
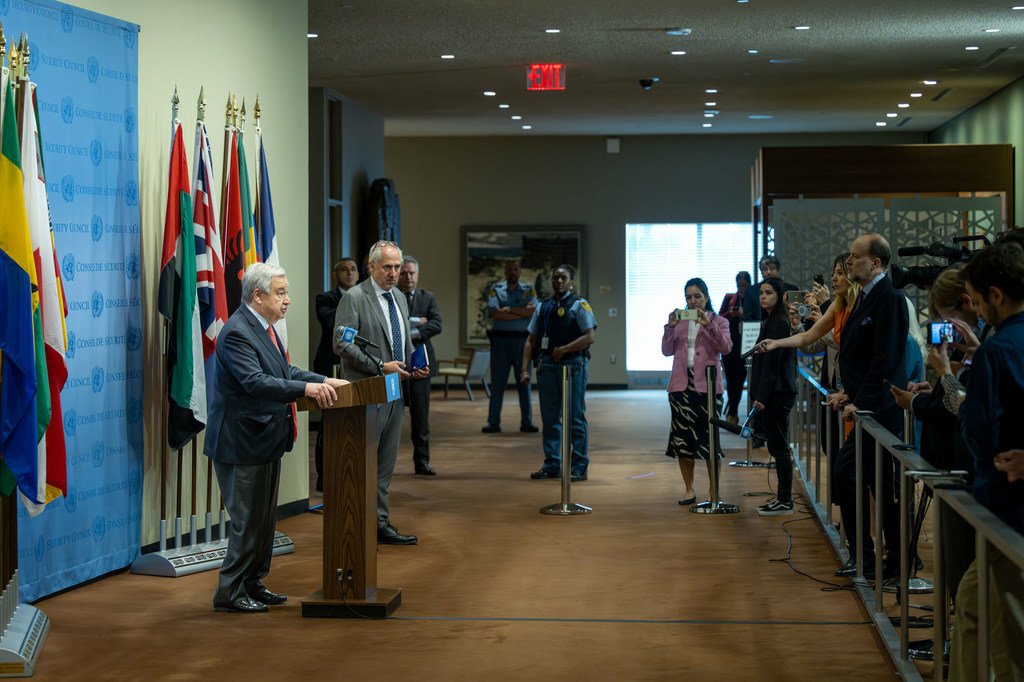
[661,278,733,505]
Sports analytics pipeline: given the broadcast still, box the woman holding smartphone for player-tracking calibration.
[662,278,732,505]
[749,277,797,515]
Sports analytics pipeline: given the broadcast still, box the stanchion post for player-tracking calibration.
[855,418,864,580]
[933,494,946,682]
[691,366,739,515]
[540,364,591,516]
[826,408,834,527]
[874,439,884,610]
[977,535,989,681]
[899,462,909,660]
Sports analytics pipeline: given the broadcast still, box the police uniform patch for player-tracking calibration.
[581,301,592,312]
[557,307,566,317]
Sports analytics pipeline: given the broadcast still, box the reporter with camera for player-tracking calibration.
[661,278,732,505]
[719,271,751,425]
[748,278,798,515]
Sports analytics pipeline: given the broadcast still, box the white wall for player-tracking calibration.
[74,0,309,544]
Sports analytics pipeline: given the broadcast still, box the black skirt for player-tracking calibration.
[666,368,724,461]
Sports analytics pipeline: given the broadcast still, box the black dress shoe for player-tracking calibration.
[250,587,288,606]
[314,476,323,493]
[214,597,268,613]
[519,424,539,433]
[414,464,437,476]
[678,496,697,505]
[530,469,560,479]
[481,424,501,433]
[378,523,417,545]
[570,472,588,482]
[834,558,860,577]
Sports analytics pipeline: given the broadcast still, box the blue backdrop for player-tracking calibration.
[2,0,143,602]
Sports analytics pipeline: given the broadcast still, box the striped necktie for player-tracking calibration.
[383,291,404,363]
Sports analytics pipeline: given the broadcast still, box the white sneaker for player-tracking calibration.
[757,499,794,516]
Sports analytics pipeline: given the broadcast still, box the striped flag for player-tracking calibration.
[236,131,259,270]
[21,81,68,511]
[220,129,244,314]
[0,70,42,502]
[191,120,228,411]
[158,120,204,449]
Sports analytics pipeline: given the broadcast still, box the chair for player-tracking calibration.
[435,348,491,400]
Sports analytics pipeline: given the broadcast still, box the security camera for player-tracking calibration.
[638,77,660,90]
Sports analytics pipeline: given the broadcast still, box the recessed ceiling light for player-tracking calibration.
[910,92,923,98]
[747,49,759,55]
[440,54,455,59]
[665,28,692,36]
[483,91,496,96]
[922,80,939,85]
[748,114,773,120]
[307,33,318,38]
[702,123,713,128]
[793,25,810,30]
[545,28,561,34]
[985,28,1001,33]
[876,122,887,127]
[670,50,687,56]
[1014,5,1024,9]
[704,113,715,118]
[705,101,717,106]
[511,115,522,120]
[705,88,718,94]
[886,112,898,118]
[737,0,749,4]
[499,104,510,109]
[898,103,910,108]
[965,46,980,51]
[522,125,533,130]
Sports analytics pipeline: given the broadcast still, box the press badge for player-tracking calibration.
[540,337,549,350]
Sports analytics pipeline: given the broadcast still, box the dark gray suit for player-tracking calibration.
[205,305,323,604]
[403,288,442,469]
[334,279,412,527]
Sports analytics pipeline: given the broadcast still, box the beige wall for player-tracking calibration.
[386,131,924,386]
[74,0,309,544]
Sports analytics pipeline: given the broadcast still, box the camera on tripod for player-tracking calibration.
[890,235,990,290]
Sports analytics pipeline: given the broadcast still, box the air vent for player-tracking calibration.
[978,47,1010,68]
[931,88,953,102]
[897,117,913,128]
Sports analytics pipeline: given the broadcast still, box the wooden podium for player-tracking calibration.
[295,374,403,618]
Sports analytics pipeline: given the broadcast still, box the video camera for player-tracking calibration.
[890,235,990,290]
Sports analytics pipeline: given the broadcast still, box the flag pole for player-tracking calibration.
[253,95,261,250]
[197,87,216,544]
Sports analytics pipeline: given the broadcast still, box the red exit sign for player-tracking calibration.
[527,63,566,91]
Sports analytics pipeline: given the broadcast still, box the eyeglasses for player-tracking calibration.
[373,240,399,248]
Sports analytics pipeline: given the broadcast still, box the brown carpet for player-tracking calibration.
[30,390,896,680]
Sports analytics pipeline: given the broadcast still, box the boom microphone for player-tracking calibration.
[740,405,760,439]
[334,325,381,351]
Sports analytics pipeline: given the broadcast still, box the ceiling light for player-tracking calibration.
[886,112,898,118]
[704,113,715,118]
[522,125,532,130]
[483,91,496,96]
[511,115,522,120]
[876,122,887,127]
[498,104,510,109]
[898,103,910,108]
[1014,6,1024,9]
[748,114,773,120]
[307,33,318,38]
[985,28,1000,32]
[965,46,980,51]
[702,123,713,128]
[665,28,692,36]
[440,54,455,59]
[793,26,810,30]
[747,49,759,54]
[910,92,923,98]
[545,28,561,34]
[705,101,717,106]
[670,50,687,56]
[737,0,749,3]
[705,88,718,94]
[922,80,939,85]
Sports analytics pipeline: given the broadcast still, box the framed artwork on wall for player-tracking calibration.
[462,225,585,347]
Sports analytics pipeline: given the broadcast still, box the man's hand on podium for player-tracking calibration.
[305,382,338,408]
[383,360,411,379]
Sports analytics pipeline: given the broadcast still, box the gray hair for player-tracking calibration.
[368,240,403,265]
[402,255,419,269]
[242,262,287,303]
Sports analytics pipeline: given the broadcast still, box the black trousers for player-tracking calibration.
[405,377,431,467]
[722,349,747,418]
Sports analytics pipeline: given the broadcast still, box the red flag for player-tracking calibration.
[221,130,244,315]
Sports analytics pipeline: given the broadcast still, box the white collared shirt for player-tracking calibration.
[246,303,272,331]
[369,278,405,357]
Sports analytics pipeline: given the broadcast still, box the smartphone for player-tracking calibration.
[813,274,825,286]
[674,308,700,322]
[928,321,954,345]
[790,290,811,303]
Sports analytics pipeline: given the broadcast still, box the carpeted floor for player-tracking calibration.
[29,389,897,680]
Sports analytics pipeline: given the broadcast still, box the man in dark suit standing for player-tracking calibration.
[398,255,443,475]
[334,241,429,545]
[312,257,359,491]
[206,263,348,613]
[829,233,908,580]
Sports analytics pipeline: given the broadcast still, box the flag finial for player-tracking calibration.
[230,94,239,129]
[197,86,206,122]
[225,93,233,127]
[171,85,180,122]
[253,95,261,128]
[19,33,29,79]
[240,98,247,129]
[8,35,19,76]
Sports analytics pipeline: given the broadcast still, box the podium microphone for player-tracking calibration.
[739,404,760,439]
[335,325,381,351]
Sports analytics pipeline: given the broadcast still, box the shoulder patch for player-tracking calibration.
[525,286,536,295]
[489,289,497,298]
[580,301,593,312]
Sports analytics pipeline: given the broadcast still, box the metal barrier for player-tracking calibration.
[540,365,591,516]
[790,363,1024,681]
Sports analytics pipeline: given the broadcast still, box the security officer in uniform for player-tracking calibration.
[483,260,539,433]
[520,264,597,481]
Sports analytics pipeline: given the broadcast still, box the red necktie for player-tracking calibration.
[267,325,297,443]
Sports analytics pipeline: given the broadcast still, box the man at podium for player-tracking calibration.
[206,263,348,613]
[335,241,429,545]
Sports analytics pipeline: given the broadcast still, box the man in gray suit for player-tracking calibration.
[206,263,348,613]
[334,241,429,545]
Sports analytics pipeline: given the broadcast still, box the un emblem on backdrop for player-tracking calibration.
[60,96,74,125]
[123,106,136,134]
[90,139,103,167]
[34,536,45,563]
[61,174,75,203]
[60,4,74,32]
[92,442,105,468]
[128,465,141,496]
[61,253,76,282]
[125,180,138,207]
[87,57,99,84]
[92,515,106,542]
[125,253,140,280]
[63,409,77,437]
[91,215,103,242]
[63,486,77,514]
[126,324,142,352]
[91,291,104,319]
[91,366,105,393]
[66,330,76,359]
[128,399,142,424]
